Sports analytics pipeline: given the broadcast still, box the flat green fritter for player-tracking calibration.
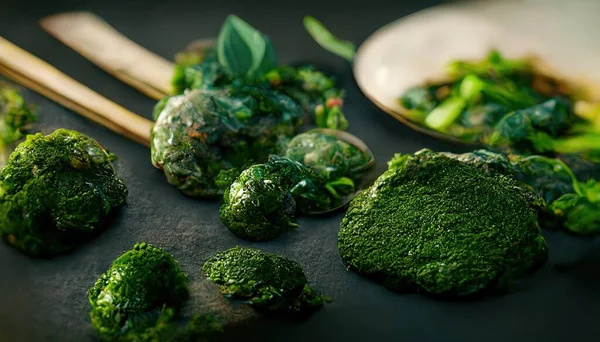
[338,149,548,297]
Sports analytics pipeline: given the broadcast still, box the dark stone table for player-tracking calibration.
[1,0,598,341]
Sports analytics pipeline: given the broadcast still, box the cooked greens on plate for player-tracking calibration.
[398,51,600,157]
[203,246,329,315]
[304,17,600,158]
[339,149,548,297]
[0,129,127,257]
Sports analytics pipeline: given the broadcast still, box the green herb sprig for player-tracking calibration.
[217,15,277,79]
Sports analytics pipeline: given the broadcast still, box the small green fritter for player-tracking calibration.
[338,149,548,297]
[202,246,328,314]
[88,243,221,342]
[220,156,330,241]
[0,129,127,257]
[88,243,189,340]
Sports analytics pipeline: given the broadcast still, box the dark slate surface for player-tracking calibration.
[0,0,599,341]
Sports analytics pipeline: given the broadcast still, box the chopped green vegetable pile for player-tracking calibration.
[203,246,329,314]
[398,50,600,157]
[89,242,222,342]
[0,129,127,257]
[339,149,548,297]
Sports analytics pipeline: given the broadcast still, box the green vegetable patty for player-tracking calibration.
[338,149,548,297]
[203,246,328,314]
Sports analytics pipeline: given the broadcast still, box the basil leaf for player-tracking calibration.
[256,40,277,77]
[217,15,277,78]
[303,16,356,62]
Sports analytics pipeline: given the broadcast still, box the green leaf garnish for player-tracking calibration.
[217,15,277,78]
[303,16,356,62]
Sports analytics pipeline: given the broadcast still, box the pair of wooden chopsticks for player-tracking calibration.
[40,12,174,100]
[0,12,180,146]
[0,37,153,146]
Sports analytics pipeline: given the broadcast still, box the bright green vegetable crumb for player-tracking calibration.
[338,149,548,297]
[203,246,329,315]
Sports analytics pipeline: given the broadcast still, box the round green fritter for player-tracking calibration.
[338,149,548,297]
[202,246,328,314]
[0,129,127,257]
[219,156,330,241]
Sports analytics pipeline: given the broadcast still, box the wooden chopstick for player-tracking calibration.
[0,65,128,138]
[41,11,174,100]
[0,36,153,146]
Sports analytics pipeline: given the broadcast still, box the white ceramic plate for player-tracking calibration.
[353,0,600,142]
